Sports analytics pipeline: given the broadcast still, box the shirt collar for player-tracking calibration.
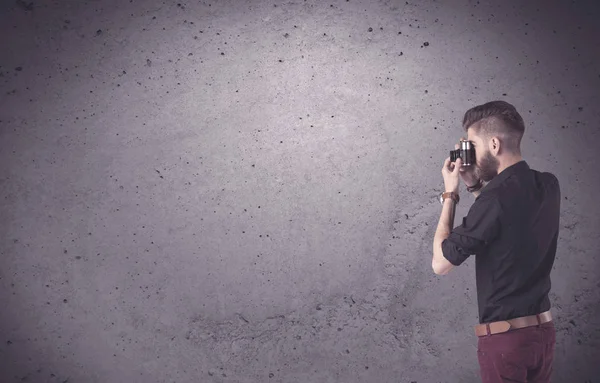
[484,160,529,190]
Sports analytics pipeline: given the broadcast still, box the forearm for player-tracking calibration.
[434,187,482,240]
[433,198,457,263]
[432,183,484,266]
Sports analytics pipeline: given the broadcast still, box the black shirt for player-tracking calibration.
[442,160,561,324]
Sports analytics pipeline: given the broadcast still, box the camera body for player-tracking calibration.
[450,139,475,166]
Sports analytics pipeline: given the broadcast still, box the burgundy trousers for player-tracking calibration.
[477,320,555,383]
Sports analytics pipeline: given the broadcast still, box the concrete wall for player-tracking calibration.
[1,0,599,382]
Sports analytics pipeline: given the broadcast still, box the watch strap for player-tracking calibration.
[441,191,459,204]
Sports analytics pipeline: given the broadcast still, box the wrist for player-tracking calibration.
[440,190,460,205]
[467,179,483,192]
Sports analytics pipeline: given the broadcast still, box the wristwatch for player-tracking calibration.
[439,191,459,205]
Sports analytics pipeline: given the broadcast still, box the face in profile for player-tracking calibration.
[468,132,499,183]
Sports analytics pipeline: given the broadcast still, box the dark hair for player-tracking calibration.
[462,101,525,155]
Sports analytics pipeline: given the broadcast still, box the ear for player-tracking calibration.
[490,136,500,155]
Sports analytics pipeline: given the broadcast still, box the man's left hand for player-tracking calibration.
[442,157,462,193]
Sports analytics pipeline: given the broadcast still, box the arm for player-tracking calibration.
[432,185,491,275]
[432,197,457,275]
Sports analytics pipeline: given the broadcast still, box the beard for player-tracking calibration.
[475,150,499,182]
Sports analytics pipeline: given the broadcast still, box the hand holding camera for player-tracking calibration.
[449,138,483,192]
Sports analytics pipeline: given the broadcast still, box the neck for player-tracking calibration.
[498,155,523,174]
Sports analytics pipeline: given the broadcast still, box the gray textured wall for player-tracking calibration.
[1,0,599,382]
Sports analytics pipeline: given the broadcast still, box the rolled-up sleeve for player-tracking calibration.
[441,195,503,266]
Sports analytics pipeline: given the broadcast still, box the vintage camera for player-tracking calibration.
[450,139,475,166]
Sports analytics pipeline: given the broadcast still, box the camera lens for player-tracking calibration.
[450,141,474,166]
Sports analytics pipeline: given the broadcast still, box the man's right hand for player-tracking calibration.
[455,138,479,188]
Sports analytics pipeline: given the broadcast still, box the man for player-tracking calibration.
[431,101,561,382]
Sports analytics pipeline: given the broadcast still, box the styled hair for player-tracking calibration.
[462,101,525,155]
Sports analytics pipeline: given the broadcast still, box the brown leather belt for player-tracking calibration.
[474,310,552,337]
